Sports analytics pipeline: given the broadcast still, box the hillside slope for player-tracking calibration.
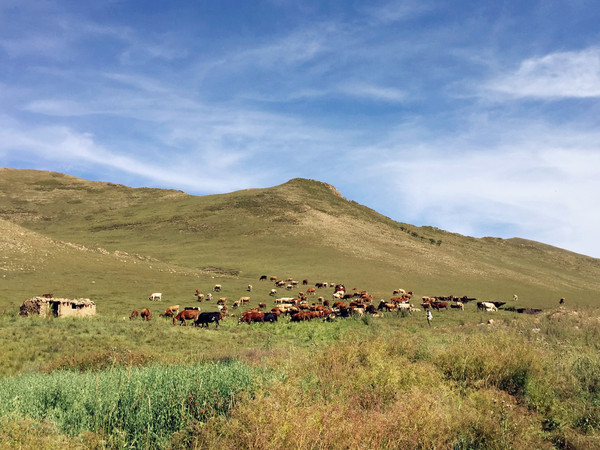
[1,168,599,311]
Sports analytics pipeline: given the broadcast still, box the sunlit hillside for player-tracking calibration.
[1,168,599,313]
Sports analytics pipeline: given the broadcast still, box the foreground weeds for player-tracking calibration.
[2,308,600,448]
[0,361,261,448]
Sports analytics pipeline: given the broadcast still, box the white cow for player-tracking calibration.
[149,293,162,301]
[478,301,497,312]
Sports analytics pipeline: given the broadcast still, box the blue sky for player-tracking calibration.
[2,1,600,257]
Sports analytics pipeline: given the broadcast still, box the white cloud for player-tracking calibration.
[357,121,600,257]
[486,48,600,99]
[361,0,433,25]
[0,118,258,193]
[339,83,407,102]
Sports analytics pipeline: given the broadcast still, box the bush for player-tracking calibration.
[0,360,261,448]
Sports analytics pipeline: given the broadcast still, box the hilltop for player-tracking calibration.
[1,168,599,312]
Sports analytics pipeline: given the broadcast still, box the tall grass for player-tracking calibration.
[0,360,261,448]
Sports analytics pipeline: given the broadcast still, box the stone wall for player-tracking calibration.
[20,297,96,317]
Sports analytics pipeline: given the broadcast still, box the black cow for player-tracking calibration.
[263,312,278,323]
[195,312,222,328]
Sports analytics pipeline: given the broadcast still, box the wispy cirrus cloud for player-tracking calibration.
[485,48,600,99]
[354,118,600,256]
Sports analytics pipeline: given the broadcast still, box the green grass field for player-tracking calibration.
[1,168,600,448]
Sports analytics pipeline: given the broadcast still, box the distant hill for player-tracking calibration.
[1,168,599,312]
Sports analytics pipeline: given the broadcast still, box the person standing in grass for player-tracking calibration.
[426,309,432,327]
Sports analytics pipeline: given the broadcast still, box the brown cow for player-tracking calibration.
[431,301,448,311]
[159,305,180,318]
[173,309,200,326]
[290,311,312,322]
[238,311,265,324]
[129,310,139,320]
[140,308,152,321]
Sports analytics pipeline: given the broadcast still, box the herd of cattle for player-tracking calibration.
[128,274,545,328]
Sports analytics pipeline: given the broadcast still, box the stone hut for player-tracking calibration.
[20,297,96,318]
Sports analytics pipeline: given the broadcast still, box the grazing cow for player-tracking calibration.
[42,293,54,298]
[160,305,180,318]
[393,289,406,295]
[263,312,278,323]
[559,297,565,305]
[173,309,200,325]
[206,293,212,301]
[431,301,448,311]
[258,302,267,309]
[259,275,268,281]
[140,308,152,321]
[247,284,253,292]
[149,293,162,301]
[290,311,312,322]
[195,312,222,328]
[269,289,277,296]
[302,279,309,285]
[275,280,285,287]
[270,276,277,281]
[238,311,265,324]
[477,302,498,312]
[213,284,222,292]
[217,298,227,305]
[306,288,316,295]
[450,301,464,311]
[397,303,413,313]
[286,284,293,290]
[377,300,396,312]
[129,310,139,320]
[239,296,251,303]
[217,304,228,314]
[166,304,180,314]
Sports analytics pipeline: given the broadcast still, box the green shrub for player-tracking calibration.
[0,360,262,448]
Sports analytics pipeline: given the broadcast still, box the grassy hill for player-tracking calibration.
[1,167,599,314]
